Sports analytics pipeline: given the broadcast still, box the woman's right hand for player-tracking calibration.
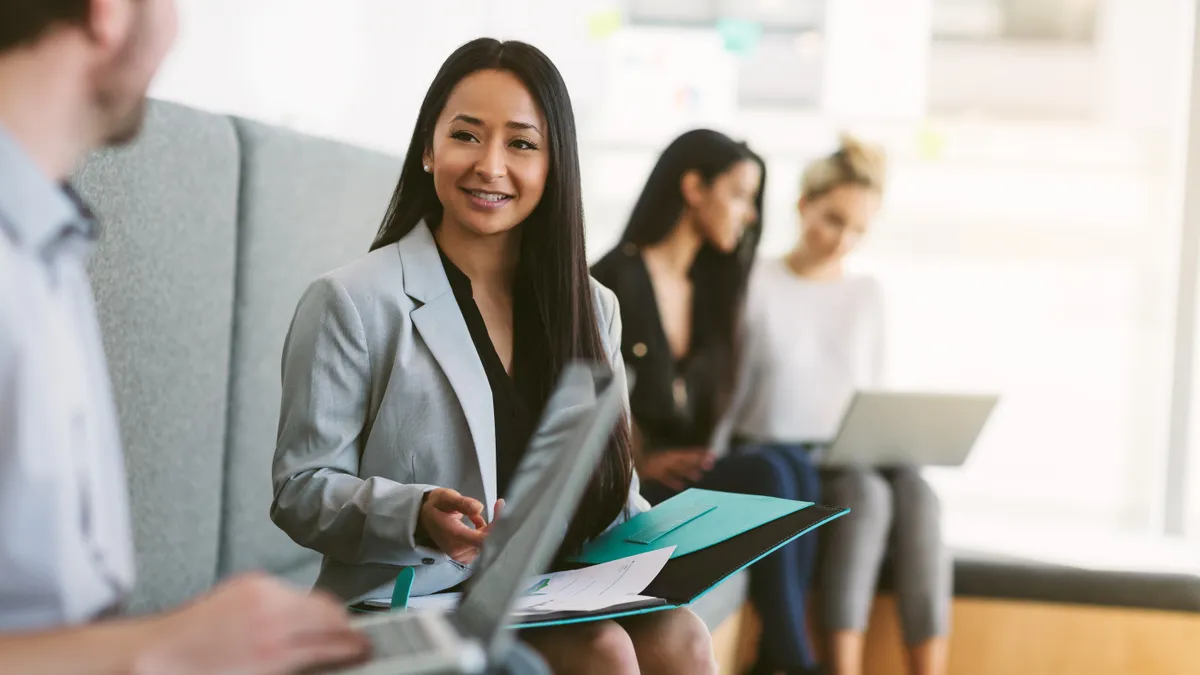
[636,448,716,491]
[416,488,497,564]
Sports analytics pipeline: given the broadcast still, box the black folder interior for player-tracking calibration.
[518,504,846,624]
[643,504,845,604]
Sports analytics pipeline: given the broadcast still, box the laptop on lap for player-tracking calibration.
[821,389,999,467]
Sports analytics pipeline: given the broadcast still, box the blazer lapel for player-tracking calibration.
[397,221,497,514]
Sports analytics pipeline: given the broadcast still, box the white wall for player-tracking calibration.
[152,0,609,154]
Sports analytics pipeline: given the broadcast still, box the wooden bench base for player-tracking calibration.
[712,595,1200,674]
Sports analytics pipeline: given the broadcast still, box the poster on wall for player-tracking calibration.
[592,26,739,146]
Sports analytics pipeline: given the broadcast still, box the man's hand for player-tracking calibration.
[136,573,369,675]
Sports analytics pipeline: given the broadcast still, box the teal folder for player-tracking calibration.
[515,489,848,628]
[573,489,811,563]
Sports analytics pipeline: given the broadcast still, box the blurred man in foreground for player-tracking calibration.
[0,1,369,672]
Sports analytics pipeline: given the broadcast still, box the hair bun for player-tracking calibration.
[836,133,887,180]
[800,133,888,199]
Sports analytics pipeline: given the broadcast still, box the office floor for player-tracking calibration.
[714,595,1200,675]
[864,596,1200,675]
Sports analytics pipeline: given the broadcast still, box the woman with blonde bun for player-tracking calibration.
[717,135,952,675]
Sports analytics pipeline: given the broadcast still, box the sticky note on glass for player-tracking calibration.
[587,9,622,40]
[717,18,763,56]
[916,123,946,161]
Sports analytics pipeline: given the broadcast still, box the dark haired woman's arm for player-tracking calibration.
[270,277,447,569]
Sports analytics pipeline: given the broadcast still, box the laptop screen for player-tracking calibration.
[454,362,624,655]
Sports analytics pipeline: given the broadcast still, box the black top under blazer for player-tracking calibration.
[592,243,723,452]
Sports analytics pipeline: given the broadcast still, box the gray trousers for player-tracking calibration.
[820,467,952,644]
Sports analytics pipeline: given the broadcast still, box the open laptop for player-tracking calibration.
[322,362,626,675]
[820,389,999,467]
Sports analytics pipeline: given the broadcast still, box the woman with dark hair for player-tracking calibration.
[591,130,823,675]
[270,39,715,674]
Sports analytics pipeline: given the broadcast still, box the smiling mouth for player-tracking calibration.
[461,188,514,208]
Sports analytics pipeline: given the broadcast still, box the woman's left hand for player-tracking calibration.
[636,448,716,491]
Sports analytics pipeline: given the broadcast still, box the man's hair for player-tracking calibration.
[0,1,90,53]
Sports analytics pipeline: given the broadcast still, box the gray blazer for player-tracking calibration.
[271,221,642,603]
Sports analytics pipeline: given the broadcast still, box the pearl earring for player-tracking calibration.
[423,164,431,173]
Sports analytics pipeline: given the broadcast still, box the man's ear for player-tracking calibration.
[86,0,134,53]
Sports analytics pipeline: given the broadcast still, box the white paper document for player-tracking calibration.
[513,545,674,614]
[365,546,675,615]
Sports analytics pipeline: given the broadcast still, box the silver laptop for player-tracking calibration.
[821,389,999,467]
[324,362,626,675]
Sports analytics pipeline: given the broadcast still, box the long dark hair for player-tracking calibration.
[619,129,765,424]
[371,38,633,556]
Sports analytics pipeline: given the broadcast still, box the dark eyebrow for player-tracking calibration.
[450,114,541,135]
[507,120,541,135]
[451,114,484,127]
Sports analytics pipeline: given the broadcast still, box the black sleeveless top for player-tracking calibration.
[591,243,722,452]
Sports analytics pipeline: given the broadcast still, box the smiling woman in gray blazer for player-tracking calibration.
[271,38,717,675]
[271,217,637,601]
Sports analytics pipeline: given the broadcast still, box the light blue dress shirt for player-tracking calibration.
[0,124,134,631]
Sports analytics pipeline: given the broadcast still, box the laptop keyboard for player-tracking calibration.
[362,616,439,659]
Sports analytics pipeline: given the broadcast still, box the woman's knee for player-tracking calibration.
[718,451,795,500]
[523,621,639,675]
[583,622,640,675]
[668,614,717,675]
[827,468,893,523]
[889,469,942,525]
[623,608,716,675]
[675,611,718,675]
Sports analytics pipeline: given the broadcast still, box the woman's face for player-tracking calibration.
[424,69,550,237]
[685,159,762,254]
[797,183,881,263]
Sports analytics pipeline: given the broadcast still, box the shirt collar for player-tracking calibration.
[0,123,95,253]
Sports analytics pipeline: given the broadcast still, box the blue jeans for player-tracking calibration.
[642,445,822,671]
